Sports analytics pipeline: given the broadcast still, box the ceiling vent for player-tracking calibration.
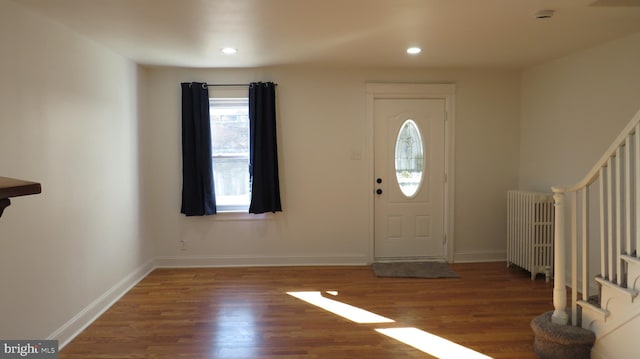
[534,9,555,19]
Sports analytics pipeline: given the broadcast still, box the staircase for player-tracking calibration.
[550,107,640,359]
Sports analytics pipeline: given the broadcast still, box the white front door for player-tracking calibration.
[374,98,446,261]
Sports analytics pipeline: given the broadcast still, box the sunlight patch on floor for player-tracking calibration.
[288,290,494,359]
[286,291,395,324]
[377,327,493,359]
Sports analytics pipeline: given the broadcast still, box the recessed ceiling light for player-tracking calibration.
[221,47,238,55]
[407,47,422,55]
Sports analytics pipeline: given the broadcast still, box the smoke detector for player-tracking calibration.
[534,9,555,19]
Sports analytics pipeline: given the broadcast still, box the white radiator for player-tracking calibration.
[507,190,555,280]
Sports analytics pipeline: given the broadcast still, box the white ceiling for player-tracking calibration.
[14,0,640,69]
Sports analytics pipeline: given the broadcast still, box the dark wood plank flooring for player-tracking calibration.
[60,262,554,358]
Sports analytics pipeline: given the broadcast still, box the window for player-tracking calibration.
[394,119,424,197]
[210,98,250,212]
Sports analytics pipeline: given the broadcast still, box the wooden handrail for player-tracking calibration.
[0,176,41,218]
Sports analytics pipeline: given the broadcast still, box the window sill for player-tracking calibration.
[212,211,270,221]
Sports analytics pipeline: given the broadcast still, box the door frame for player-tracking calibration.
[366,83,456,263]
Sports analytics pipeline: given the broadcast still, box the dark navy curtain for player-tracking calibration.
[249,82,282,214]
[180,82,216,216]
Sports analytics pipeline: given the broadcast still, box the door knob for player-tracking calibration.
[376,189,383,195]
[376,178,382,184]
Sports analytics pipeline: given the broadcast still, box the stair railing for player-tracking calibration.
[552,107,640,328]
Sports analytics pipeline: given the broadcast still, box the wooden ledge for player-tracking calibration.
[0,176,42,218]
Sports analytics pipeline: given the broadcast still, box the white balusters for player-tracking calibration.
[571,192,578,326]
[625,135,632,258]
[600,167,607,278]
[581,188,588,309]
[550,107,640,329]
[636,123,640,256]
[607,160,614,281]
[552,189,568,325]
[615,148,622,285]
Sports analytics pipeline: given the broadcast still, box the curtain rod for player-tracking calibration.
[206,83,277,87]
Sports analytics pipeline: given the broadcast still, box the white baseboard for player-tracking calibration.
[453,250,506,263]
[49,258,156,349]
[48,254,368,349]
[155,254,370,268]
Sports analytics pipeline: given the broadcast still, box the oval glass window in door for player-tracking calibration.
[395,119,424,197]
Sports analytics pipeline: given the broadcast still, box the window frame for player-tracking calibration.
[209,92,251,213]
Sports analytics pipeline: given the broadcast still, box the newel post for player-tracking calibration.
[551,187,568,325]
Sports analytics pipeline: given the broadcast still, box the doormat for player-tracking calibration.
[372,261,460,278]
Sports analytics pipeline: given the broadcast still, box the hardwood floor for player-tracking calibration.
[60,262,554,358]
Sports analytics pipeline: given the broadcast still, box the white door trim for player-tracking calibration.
[366,83,456,263]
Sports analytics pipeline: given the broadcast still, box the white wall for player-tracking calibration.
[520,32,640,191]
[0,0,153,344]
[143,66,521,265]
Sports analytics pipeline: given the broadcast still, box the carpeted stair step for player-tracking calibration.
[531,311,595,359]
